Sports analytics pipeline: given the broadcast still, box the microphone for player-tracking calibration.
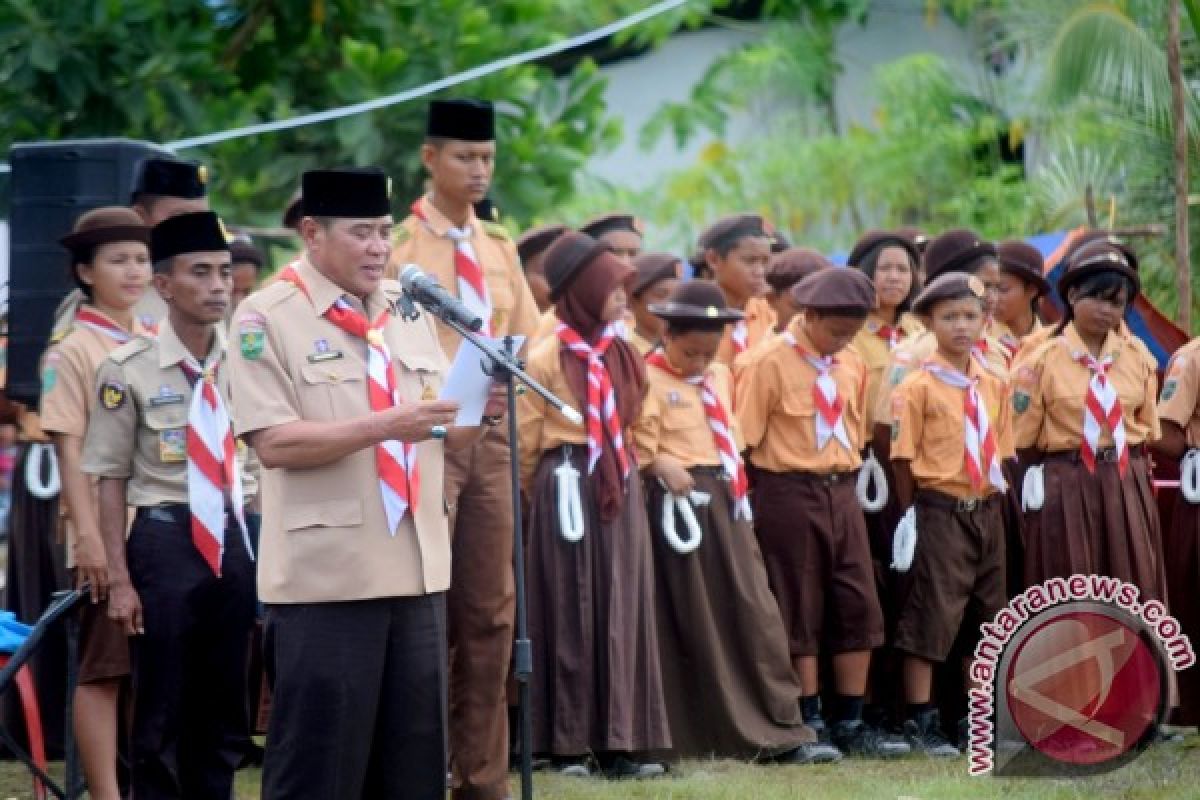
[398,264,485,332]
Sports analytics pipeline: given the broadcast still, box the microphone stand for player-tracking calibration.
[414,302,580,800]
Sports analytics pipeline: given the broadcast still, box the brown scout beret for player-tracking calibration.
[1058,240,1141,299]
[631,252,683,296]
[791,267,876,313]
[516,224,568,265]
[912,272,987,316]
[996,240,1050,296]
[1062,230,1140,275]
[924,228,998,281]
[766,247,830,292]
[847,230,921,270]
[895,226,930,254]
[649,279,744,325]
[690,213,769,266]
[580,213,644,240]
[544,231,612,302]
[60,206,150,258]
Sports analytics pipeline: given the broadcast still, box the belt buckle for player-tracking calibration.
[956,497,979,513]
[1100,448,1119,463]
[825,472,843,486]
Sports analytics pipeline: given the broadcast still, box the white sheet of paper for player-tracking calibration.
[439,336,525,427]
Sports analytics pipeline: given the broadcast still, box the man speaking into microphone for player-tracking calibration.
[229,167,504,800]
[391,98,539,800]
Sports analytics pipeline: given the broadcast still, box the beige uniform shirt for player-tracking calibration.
[849,312,923,433]
[81,319,244,508]
[40,310,144,566]
[633,360,739,468]
[1159,337,1200,446]
[389,195,539,360]
[229,256,451,604]
[517,337,591,487]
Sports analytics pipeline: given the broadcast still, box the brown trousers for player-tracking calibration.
[445,426,516,800]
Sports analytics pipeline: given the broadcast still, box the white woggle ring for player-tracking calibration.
[555,451,585,543]
[25,443,61,500]
[1182,450,1200,504]
[857,449,888,513]
[891,506,917,573]
[1022,464,1045,512]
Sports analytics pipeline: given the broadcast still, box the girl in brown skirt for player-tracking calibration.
[632,280,838,764]
[1016,239,1165,602]
[1153,337,1200,726]
[516,231,670,778]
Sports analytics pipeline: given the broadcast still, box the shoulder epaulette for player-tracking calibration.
[482,221,511,241]
[250,278,300,312]
[109,337,153,365]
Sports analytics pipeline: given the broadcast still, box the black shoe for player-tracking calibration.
[832,719,911,758]
[776,741,844,765]
[603,755,666,780]
[806,713,833,745]
[903,709,960,758]
[556,759,592,778]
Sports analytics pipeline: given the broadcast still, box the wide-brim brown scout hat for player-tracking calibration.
[649,279,744,324]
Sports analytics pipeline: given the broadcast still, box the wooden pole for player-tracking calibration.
[1168,0,1192,331]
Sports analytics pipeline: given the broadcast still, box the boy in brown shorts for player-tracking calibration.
[738,268,909,759]
[889,272,1012,756]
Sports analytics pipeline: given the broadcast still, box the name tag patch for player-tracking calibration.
[148,385,186,407]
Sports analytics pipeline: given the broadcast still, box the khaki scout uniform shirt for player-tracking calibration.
[889,352,1013,500]
[81,319,244,508]
[632,360,739,468]
[715,295,775,368]
[533,309,558,343]
[228,256,451,604]
[40,309,145,566]
[389,195,539,359]
[736,320,868,474]
[873,329,1010,433]
[849,312,923,433]
[1014,323,1160,452]
[517,337,591,488]
[1158,337,1200,446]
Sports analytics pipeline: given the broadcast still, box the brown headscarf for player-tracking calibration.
[555,249,646,521]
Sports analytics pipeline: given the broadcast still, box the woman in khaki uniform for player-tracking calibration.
[633,280,837,764]
[992,240,1049,363]
[691,215,775,368]
[1017,240,1165,601]
[517,231,670,778]
[40,207,150,800]
[626,252,682,356]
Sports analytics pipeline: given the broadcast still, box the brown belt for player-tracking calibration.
[1042,444,1144,464]
[759,468,858,488]
[915,489,1001,514]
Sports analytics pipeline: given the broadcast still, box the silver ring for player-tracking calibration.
[430,424,448,440]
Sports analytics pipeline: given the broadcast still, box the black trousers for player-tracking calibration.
[261,593,449,800]
[127,506,256,800]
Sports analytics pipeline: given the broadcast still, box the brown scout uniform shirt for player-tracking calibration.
[1159,337,1200,445]
[1014,323,1160,452]
[389,195,539,359]
[889,352,1014,500]
[229,256,451,604]
[40,309,146,566]
[849,312,923,433]
[81,319,244,508]
[633,360,740,468]
[736,320,868,474]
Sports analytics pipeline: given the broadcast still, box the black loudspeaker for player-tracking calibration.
[6,138,173,405]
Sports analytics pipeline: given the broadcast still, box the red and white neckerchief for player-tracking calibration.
[74,307,134,344]
[998,334,1021,363]
[280,265,419,533]
[411,199,492,336]
[872,321,900,350]
[922,361,1007,492]
[645,352,751,519]
[784,333,852,451]
[730,319,749,355]
[1074,349,1129,476]
[178,355,250,577]
[556,322,629,478]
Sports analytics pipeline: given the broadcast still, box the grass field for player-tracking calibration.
[2,740,1198,800]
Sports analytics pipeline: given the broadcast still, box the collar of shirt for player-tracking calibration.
[157,315,227,370]
[1062,321,1123,362]
[925,350,985,382]
[785,316,824,358]
[294,253,391,319]
[415,194,477,238]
